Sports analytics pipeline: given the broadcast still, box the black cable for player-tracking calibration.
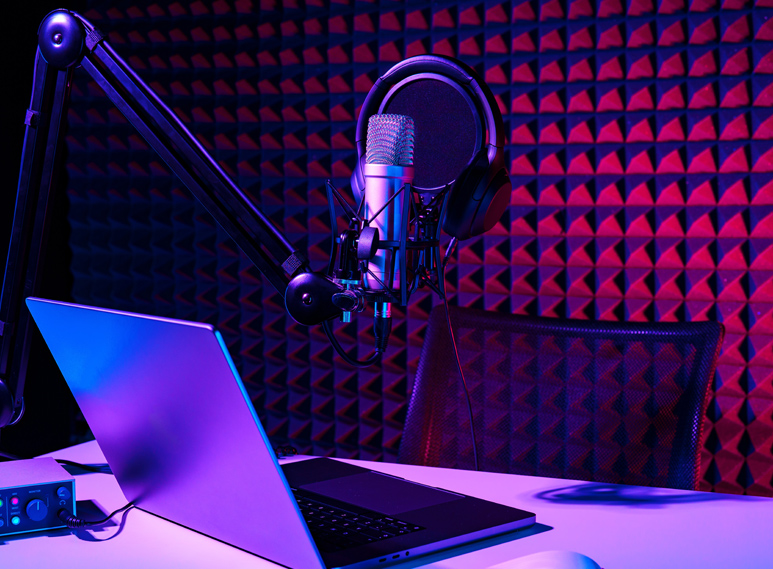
[442,237,459,271]
[0,455,111,473]
[58,502,135,529]
[55,459,112,474]
[322,320,382,368]
[0,450,24,460]
[441,248,479,472]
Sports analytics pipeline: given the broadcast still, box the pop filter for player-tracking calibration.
[380,78,478,191]
[352,55,510,240]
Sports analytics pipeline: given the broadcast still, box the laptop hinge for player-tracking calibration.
[369,471,466,498]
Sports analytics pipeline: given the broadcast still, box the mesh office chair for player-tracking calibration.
[399,306,724,490]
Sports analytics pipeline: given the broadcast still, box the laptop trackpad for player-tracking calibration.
[299,472,462,516]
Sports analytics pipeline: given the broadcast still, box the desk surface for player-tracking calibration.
[2,440,770,569]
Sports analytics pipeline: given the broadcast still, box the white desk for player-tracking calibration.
[2,440,770,568]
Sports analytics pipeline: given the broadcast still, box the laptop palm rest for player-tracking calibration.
[299,471,462,516]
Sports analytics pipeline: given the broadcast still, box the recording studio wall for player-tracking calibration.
[63,0,773,496]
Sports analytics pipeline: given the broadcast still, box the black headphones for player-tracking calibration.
[351,55,511,241]
[0,381,14,428]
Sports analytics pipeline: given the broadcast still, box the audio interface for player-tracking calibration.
[0,457,75,536]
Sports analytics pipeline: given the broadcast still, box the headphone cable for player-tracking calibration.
[441,238,479,472]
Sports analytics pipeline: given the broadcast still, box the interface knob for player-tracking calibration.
[26,499,48,522]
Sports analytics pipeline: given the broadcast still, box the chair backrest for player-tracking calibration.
[399,306,724,490]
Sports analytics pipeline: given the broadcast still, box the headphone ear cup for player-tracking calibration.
[442,149,491,241]
[350,152,366,206]
[0,380,14,428]
[468,167,511,238]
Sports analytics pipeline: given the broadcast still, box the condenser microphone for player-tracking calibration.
[362,114,415,290]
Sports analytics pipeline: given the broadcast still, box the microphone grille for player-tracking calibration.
[365,114,415,166]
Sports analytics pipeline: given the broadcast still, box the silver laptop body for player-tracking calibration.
[26,297,535,568]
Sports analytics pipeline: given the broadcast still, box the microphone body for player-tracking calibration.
[362,114,415,290]
[362,163,413,288]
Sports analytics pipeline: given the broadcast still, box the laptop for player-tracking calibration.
[26,297,536,568]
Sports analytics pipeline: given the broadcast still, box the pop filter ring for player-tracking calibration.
[352,55,504,197]
[376,73,482,195]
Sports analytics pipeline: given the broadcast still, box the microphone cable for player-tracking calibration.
[441,237,479,472]
[322,319,382,368]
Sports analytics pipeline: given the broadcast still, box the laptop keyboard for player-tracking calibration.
[292,489,425,553]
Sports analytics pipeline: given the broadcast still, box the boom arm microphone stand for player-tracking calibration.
[0,10,444,428]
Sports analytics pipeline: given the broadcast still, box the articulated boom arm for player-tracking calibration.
[0,10,342,428]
